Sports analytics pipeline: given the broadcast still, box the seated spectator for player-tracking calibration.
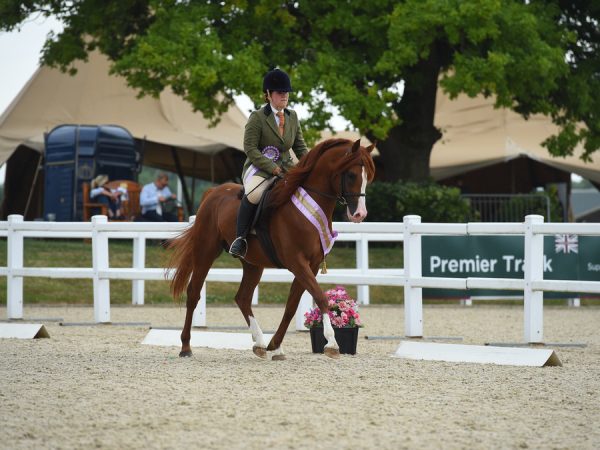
[140,172,178,222]
[90,174,125,220]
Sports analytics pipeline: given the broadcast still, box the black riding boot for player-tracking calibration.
[229,197,258,258]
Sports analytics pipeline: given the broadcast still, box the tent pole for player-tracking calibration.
[191,152,197,209]
[73,126,80,220]
[23,152,44,220]
[170,146,192,215]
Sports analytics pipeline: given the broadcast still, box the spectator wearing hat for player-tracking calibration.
[90,174,124,219]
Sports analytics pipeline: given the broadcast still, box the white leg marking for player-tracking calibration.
[249,316,267,348]
[322,315,339,349]
[272,346,285,357]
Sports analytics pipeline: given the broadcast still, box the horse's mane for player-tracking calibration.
[268,138,375,209]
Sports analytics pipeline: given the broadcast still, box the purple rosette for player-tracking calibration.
[262,146,280,161]
[243,146,282,183]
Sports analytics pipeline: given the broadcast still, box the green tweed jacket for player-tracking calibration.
[242,104,308,180]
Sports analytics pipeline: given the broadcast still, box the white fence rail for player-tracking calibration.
[403,215,600,343]
[2,214,599,343]
[0,215,403,329]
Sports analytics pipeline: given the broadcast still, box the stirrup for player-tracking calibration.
[229,237,248,258]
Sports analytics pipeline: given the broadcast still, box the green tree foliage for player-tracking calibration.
[2,1,598,181]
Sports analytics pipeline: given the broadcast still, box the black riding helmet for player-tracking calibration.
[262,68,293,92]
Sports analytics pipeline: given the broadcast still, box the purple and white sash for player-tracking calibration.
[244,146,281,184]
[291,186,338,255]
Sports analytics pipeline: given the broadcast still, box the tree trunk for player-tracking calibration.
[369,51,444,182]
[373,125,439,182]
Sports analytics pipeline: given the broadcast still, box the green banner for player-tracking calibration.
[422,235,600,298]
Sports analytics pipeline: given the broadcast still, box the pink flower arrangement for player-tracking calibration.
[304,286,362,329]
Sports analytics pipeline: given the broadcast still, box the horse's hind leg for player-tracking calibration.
[180,244,222,357]
[234,261,266,358]
[179,276,204,357]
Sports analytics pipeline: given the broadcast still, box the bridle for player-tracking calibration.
[303,167,366,207]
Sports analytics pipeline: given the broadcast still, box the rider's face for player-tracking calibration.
[269,90,289,110]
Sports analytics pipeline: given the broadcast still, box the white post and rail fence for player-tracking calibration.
[1,214,599,344]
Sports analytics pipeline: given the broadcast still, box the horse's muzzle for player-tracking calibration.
[347,206,367,223]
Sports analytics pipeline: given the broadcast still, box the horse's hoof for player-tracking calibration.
[324,347,340,359]
[272,354,286,361]
[179,350,193,358]
[252,346,267,359]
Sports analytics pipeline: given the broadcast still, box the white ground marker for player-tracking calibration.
[142,329,274,351]
[393,341,562,367]
[0,323,50,339]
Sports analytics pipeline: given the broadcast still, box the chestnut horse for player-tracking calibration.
[167,138,375,359]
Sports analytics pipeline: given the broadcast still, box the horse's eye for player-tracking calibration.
[347,172,357,182]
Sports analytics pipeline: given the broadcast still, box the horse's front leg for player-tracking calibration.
[288,262,340,359]
[266,276,312,360]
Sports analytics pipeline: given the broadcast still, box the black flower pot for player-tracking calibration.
[309,326,359,355]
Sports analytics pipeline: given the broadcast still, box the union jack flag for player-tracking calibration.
[554,234,578,254]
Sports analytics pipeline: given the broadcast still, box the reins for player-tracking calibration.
[302,169,366,206]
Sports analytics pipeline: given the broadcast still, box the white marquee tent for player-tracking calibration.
[431,90,600,187]
[0,50,248,182]
[1,50,598,219]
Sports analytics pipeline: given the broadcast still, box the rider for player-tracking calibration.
[229,68,309,258]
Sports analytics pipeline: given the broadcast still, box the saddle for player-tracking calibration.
[244,181,285,268]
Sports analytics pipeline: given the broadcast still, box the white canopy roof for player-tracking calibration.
[431,91,600,184]
[1,49,598,185]
[0,51,247,180]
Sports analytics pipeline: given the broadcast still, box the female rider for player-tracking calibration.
[229,68,308,258]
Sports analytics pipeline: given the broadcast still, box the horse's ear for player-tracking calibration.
[351,139,361,154]
[366,144,375,153]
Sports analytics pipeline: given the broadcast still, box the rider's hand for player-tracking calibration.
[272,166,283,176]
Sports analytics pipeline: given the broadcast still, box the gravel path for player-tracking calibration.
[1,304,599,449]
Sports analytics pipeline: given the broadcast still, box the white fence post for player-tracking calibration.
[192,282,207,327]
[403,215,423,338]
[132,235,146,305]
[92,215,111,323]
[7,215,24,319]
[356,234,370,305]
[524,214,544,343]
[296,291,312,331]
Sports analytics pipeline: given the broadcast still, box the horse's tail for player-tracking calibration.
[166,188,214,300]
[166,224,196,300]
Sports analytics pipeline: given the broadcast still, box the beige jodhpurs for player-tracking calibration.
[243,174,276,204]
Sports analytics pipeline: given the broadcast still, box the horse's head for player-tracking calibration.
[334,140,376,223]
[267,138,376,220]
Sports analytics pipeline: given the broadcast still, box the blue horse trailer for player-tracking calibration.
[43,125,141,221]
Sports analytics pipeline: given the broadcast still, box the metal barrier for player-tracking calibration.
[463,194,551,222]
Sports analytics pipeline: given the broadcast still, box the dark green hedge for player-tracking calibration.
[336,181,471,223]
